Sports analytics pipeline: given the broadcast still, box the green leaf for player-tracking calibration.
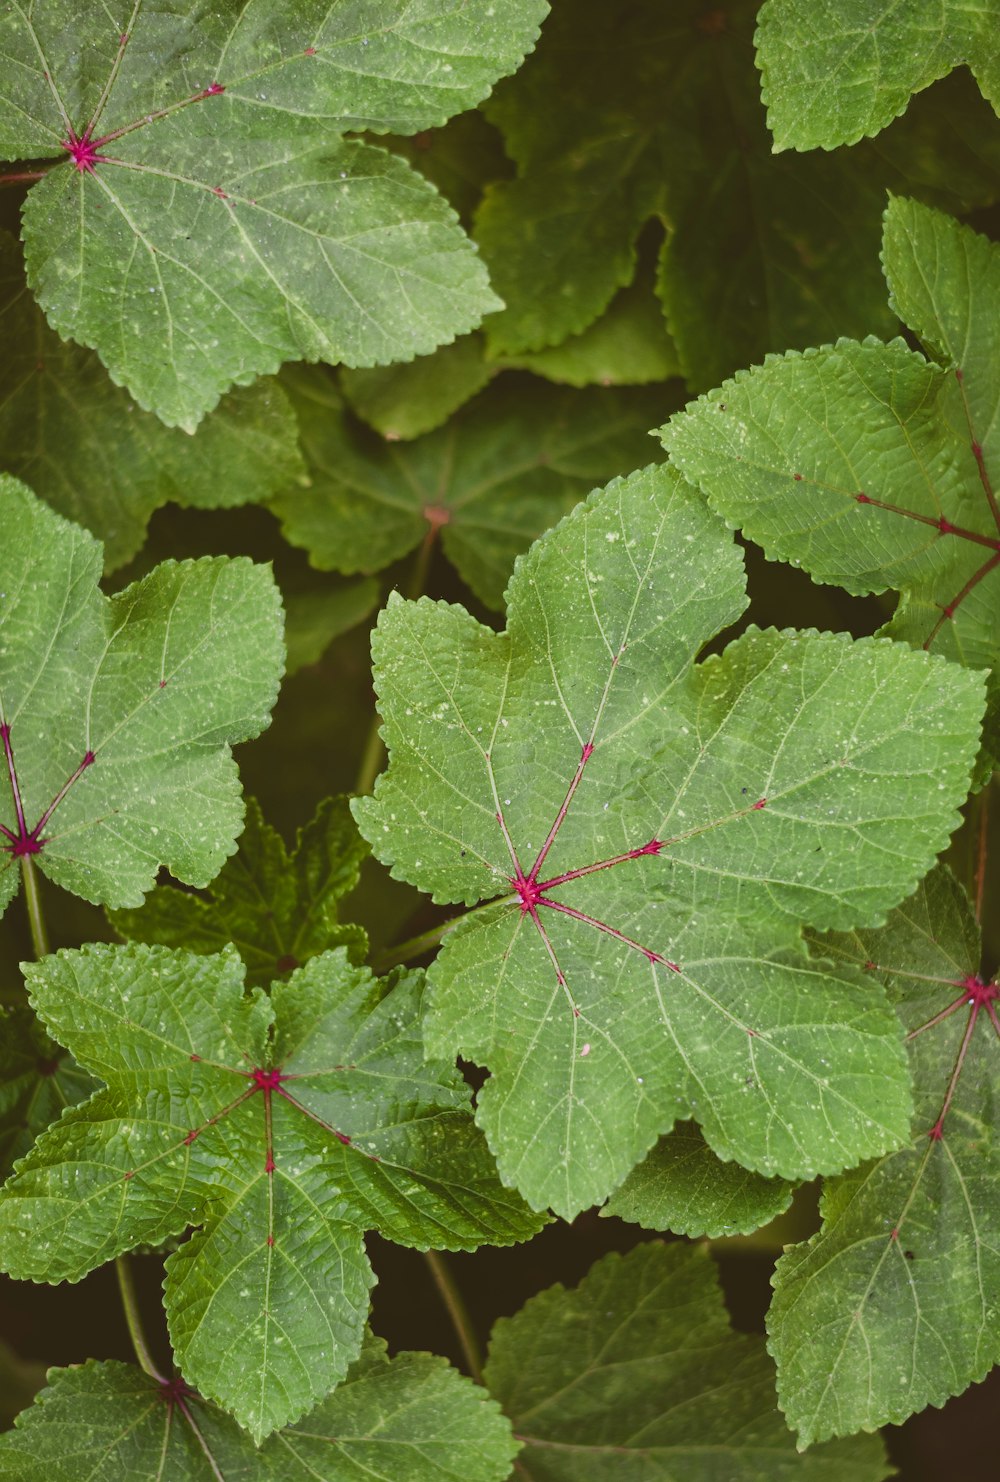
[0,230,305,570]
[283,580,380,675]
[0,1005,94,1181]
[109,796,368,987]
[340,337,494,442]
[756,0,1000,151]
[354,463,984,1217]
[662,201,1000,673]
[274,368,665,609]
[476,0,903,388]
[0,479,283,919]
[1,2,548,430]
[769,866,1000,1443]
[0,1340,519,1479]
[601,1122,793,1238]
[0,943,543,1440]
[483,1241,889,1480]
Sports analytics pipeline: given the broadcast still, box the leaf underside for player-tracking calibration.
[355,462,985,1218]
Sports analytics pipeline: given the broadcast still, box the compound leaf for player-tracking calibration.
[601,1122,793,1238]
[769,865,1000,1443]
[483,1241,889,1480]
[354,463,984,1217]
[274,368,665,609]
[0,1005,94,1181]
[0,230,305,571]
[0,1340,518,1479]
[662,201,1000,676]
[0,479,283,919]
[756,0,1000,151]
[1,0,548,429]
[0,944,543,1440]
[109,795,368,986]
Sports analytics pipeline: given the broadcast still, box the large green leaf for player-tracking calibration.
[353,463,985,1218]
[601,1122,793,1238]
[0,1339,518,1479]
[756,0,1000,150]
[0,944,543,1440]
[274,368,665,608]
[0,230,305,570]
[109,795,367,985]
[0,1,548,430]
[662,201,1000,673]
[0,1005,94,1181]
[769,866,1000,1443]
[483,1241,889,1480]
[0,479,283,919]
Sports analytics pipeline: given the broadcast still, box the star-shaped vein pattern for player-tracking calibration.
[0,943,543,1441]
[354,463,986,1217]
[0,0,547,427]
[0,479,284,919]
[662,199,1000,678]
[770,864,1000,1443]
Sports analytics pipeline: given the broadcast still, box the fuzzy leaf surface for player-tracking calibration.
[275,369,664,608]
[0,479,283,919]
[354,464,984,1217]
[769,866,1000,1443]
[0,1006,94,1180]
[109,796,368,986]
[1,1,547,428]
[0,231,304,570]
[484,1241,889,1480]
[0,944,542,1440]
[756,0,1000,150]
[663,201,1000,676]
[601,1122,793,1238]
[0,1341,518,1480]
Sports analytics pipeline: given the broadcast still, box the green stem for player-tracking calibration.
[20,856,50,959]
[115,1256,166,1384]
[422,1249,483,1384]
[371,894,516,972]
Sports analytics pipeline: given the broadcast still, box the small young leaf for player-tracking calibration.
[0,1006,94,1181]
[109,796,368,986]
[0,231,305,570]
[1,2,548,428]
[355,464,984,1217]
[756,0,1000,151]
[0,480,283,919]
[0,944,543,1441]
[0,1341,518,1479]
[483,1241,889,1480]
[769,866,1000,1443]
[275,369,665,609]
[662,202,1000,674]
[601,1122,793,1238]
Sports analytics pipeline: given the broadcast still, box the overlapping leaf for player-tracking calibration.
[274,368,665,608]
[110,795,367,985]
[0,0,549,429]
[0,1006,93,1180]
[769,866,1000,1443]
[0,1338,518,1479]
[354,463,985,1218]
[662,201,1000,679]
[474,0,1000,391]
[756,0,1000,150]
[0,479,283,919]
[601,1122,792,1238]
[0,943,543,1440]
[0,231,305,570]
[483,1241,889,1480]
